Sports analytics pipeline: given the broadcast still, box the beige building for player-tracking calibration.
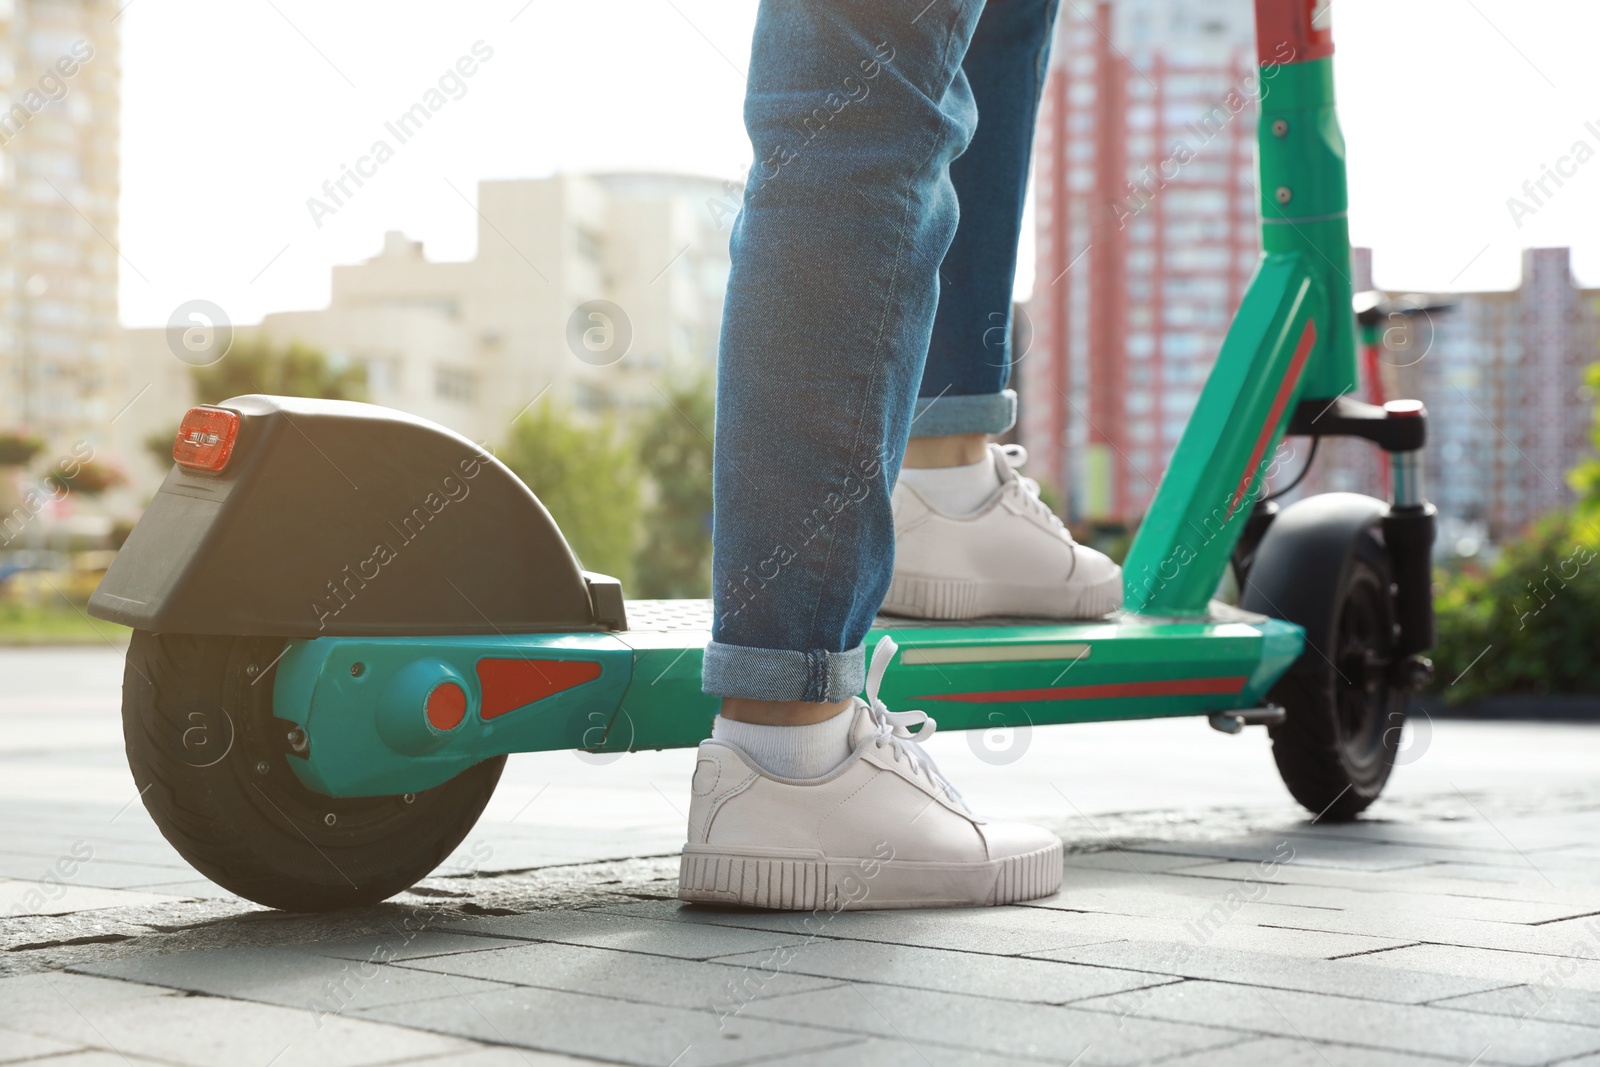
[0,0,120,447]
[116,172,733,495]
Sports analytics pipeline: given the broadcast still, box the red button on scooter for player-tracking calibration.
[425,682,467,732]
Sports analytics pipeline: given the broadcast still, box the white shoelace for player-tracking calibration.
[864,636,969,812]
[999,444,1070,534]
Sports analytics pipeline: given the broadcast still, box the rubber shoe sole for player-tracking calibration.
[881,572,1122,621]
[678,841,1062,910]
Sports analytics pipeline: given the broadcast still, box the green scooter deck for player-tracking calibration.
[275,600,1303,797]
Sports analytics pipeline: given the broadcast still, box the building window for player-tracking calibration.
[435,366,476,403]
[363,357,399,395]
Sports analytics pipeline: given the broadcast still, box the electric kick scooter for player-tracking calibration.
[91,0,1437,910]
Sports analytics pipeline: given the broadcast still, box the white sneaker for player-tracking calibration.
[679,638,1062,910]
[885,443,1123,620]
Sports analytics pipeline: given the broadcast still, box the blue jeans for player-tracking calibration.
[704,0,1060,702]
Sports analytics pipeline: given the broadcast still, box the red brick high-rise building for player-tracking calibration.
[1023,0,1260,525]
[1020,2,1599,541]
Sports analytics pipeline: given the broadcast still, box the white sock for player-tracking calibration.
[712,703,857,779]
[897,454,1001,516]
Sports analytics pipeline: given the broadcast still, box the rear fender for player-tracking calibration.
[90,395,605,637]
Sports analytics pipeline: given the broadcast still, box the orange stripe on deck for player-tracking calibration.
[918,675,1249,704]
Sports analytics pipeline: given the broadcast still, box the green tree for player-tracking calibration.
[499,399,640,589]
[192,336,365,405]
[1568,361,1600,519]
[634,376,715,598]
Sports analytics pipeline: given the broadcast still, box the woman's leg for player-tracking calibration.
[911,0,1061,447]
[681,0,1066,911]
[705,0,987,708]
[886,0,1124,621]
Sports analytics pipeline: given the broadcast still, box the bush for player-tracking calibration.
[633,376,714,598]
[1430,511,1600,704]
[498,400,641,590]
[47,459,125,497]
[0,432,43,467]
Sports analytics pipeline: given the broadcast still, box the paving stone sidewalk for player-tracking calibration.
[6,647,1600,1065]
[5,791,1600,1066]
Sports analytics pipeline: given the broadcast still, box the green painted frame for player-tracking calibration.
[277,614,1304,797]
[1123,55,1356,616]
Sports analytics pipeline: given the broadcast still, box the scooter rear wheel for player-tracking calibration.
[122,630,504,911]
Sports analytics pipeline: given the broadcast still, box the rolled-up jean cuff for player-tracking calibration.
[702,640,866,703]
[910,389,1017,437]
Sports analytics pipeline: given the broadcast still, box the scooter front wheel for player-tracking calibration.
[121,631,504,911]
[1240,493,1406,822]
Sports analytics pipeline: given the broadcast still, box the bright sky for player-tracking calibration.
[117,0,1600,329]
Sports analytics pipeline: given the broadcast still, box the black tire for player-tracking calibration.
[122,630,505,911]
[1264,529,1406,821]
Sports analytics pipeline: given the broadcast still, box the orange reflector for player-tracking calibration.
[425,682,467,732]
[173,406,240,472]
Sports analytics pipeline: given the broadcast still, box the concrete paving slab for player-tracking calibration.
[1520,911,1600,945]
[1212,907,1600,958]
[401,1048,617,1067]
[0,1028,85,1063]
[1279,820,1592,854]
[1073,979,1600,1066]
[1059,863,1594,924]
[1028,939,1511,1003]
[1157,1036,1462,1066]
[0,879,190,918]
[71,945,511,1014]
[1014,903,1414,958]
[0,1053,173,1067]
[309,930,532,963]
[712,938,1178,1005]
[396,939,840,1010]
[1122,839,1444,873]
[353,983,852,1067]
[1057,850,1224,876]
[1386,849,1600,877]
[115,878,238,901]
[0,979,475,1066]
[0,836,189,869]
[1431,984,1600,1028]
[0,854,200,892]
[440,908,814,960]
[1169,858,1600,907]
[739,983,1245,1065]
[758,1036,1052,1066]
[1053,890,1351,928]
[0,972,176,1022]
[1356,943,1600,994]
[1416,861,1596,888]
[598,899,1158,957]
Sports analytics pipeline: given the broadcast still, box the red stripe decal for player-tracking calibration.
[918,675,1249,704]
[476,658,602,719]
[1229,318,1317,515]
